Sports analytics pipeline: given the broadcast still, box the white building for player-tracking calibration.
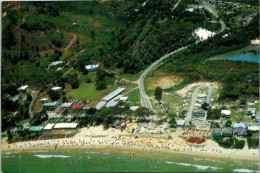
[85,64,99,71]
[248,126,259,132]
[61,102,73,110]
[50,61,64,67]
[198,94,207,98]
[51,87,62,92]
[41,98,48,103]
[130,106,139,111]
[119,97,128,103]
[221,110,231,118]
[176,120,185,126]
[44,124,55,131]
[54,123,78,129]
[18,85,29,92]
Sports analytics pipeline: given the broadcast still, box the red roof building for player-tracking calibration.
[72,105,83,109]
[83,106,91,110]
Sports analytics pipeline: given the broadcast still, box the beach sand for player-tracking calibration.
[2,125,259,162]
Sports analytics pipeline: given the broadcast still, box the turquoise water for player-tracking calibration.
[209,54,259,64]
[2,149,259,173]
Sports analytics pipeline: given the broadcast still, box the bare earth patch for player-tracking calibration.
[147,76,180,90]
[176,81,220,97]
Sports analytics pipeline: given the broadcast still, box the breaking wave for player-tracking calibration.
[233,169,257,173]
[165,161,221,170]
[34,155,71,158]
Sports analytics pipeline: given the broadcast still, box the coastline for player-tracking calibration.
[2,136,259,163]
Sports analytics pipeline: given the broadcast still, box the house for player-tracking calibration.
[187,94,192,99]
[113,120,127,130]
[130,106,139,111]
[18,85,29,92]
[255,115,260,122]
[222,128,233,137]
[248,126,259,132]
[95,101,106,110]
[85,64,99,72]
[221,110,231,118]
[119,97,128,103]
[43,101,59,111]
[12,96,19,102]
[71,104,83,110]
[106,100,118,108]
[247,108,256,117]
[29,126,43,132]
[176,120,185,126]
[234,128,247,137]
[54,123,78,129]
[61,102,73,110]
[236,105,247,109]
[51,87,62,92]
[83,106,91,110]
[102,87,125,102]
[198,94,207,98]
[43,124,55,131]
[192,109,206,118]
[41,98,48,104]
[212,128,221,137]
[50,61,64,67]
[233,122,246,128]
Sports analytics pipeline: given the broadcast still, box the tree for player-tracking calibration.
[86,78,92,83]
[71,79,80,89]
[27,93,32,101]
[240,97,247,105]
[134,107,151,119]
[29,110,48,126]
[201,102,209,110]
[154,87,162,101]
[48,90,60,101]
[95,80,107,90]
[169,117,176,128]
[225,120,232,127]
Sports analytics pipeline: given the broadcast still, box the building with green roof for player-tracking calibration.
[29,126,43,132]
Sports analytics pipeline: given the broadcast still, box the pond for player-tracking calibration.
[207,45,259,64]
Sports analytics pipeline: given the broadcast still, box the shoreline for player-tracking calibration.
[2,136,259,163]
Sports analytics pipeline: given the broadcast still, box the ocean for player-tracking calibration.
[1,149,259,173]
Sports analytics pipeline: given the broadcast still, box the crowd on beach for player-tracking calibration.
[3,124,258,161]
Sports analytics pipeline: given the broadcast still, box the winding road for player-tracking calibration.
[138,0,226,112]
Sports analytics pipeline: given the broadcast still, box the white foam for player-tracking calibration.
[165,161,221,170]
[34,155,71,158]
[30,151,49,153]
[2,156,15,158]
[3,152,12,155]
[233,169,257,173]
[85,152,99,154]
[87,157,91,159]
[103,153,110,155]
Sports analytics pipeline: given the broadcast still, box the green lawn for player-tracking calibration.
[125,88,140,106]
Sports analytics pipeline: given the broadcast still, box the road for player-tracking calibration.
[187,85,212,121]
[139,46,187,112]
[29,90,39,115]
[200,0,226,32]
[138,0,226,112]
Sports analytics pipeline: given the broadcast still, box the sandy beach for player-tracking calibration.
[2,125,259,162]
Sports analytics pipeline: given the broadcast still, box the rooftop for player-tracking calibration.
[61,102,73,108]
[95,101,106,110]
[43,101,58,106]
[102,87,125,102]
[72,104,83,109]
[18,85,29,90]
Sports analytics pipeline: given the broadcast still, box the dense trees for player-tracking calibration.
[154,87,163,101]
[29,110,48,126]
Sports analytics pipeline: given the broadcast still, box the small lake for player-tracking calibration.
[207,45,259,64]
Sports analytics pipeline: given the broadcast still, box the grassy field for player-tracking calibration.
[66,73,108,107]
[125,88,140,107]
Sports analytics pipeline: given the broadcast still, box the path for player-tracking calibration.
[187,85,212,121]
[29,90,39,115]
